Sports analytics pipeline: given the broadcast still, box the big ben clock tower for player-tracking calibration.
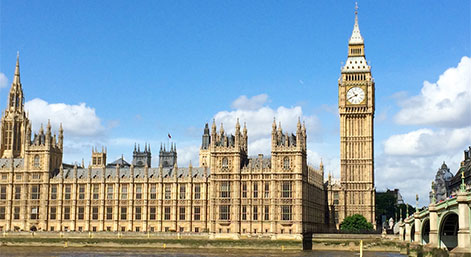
[337,4,375,226]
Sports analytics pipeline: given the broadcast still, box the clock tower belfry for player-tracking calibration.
[337,4,375,226]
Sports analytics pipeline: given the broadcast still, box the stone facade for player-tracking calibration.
[0,8,375,235]
[0,56,326,236]
[327,8,376,228]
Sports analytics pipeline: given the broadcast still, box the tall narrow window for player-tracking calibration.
[149,207,156,220]
[164,207,171,220]
[92,207,99,220]
[50,185,57,200]
[135,207,141,220]
[194,206,200,221]
[135,184,142,199]
[0,186,6,199]
[5,122,12,150]
[13,206,20,220]
[242,182,247,198]
[30,206,39,220]
[252,206,258,221]
[179,207,185,220]
[78,207,85,220]
[164,185,171,199]
[150,184,156,199]
[0,207,6,219]
[121,184,127,199]
[64,185,71,200]
[179,185,186,200]
[222,157,228,168]
[106,207,113,220]
[63,207,70,220]
[78,185,85,200]
[283,157,290,170]
[120,207,127,220]
[220,182,230,198]
[50,207,56,220]
[253,183,258,198]
[264,205,269,220]
[93,185,99,200]
[194,184,201,200]
[31,185,40,199]
[241,205,247,220]
[282,181,292,198]
[34,155,40,168]
[264,182,269,198]
[107,185,113,200]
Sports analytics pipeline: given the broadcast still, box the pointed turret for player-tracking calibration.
[8,52,24,111]
[58,123,64,149]
[220,123,224,135]
[349,2,364,45]
[201,123,210,150]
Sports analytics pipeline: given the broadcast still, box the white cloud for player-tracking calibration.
[231,94,269,110]
[25,98,105,137]
[395,56,471,127]
[376,151,464,207]
[214,95,321,157]
[177,145,200,167]
[380,56,471,206]
[384,127,471,156]
[0,73,8,88]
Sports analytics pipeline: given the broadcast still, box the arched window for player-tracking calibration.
[33,155,40,168]
[283,157,290,170]
[222,157,228,169]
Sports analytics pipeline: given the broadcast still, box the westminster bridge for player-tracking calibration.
[399,188,471,255]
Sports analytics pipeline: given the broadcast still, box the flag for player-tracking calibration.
[168,133,171,139]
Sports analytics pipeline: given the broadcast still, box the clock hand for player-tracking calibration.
[348,93,358,100]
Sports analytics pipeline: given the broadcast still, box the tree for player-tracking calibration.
[375,193,397,227]
[340,214,374,233]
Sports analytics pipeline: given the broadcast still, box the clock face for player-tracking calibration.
[347,87,365,104]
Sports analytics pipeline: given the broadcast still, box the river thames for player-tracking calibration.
[0,246,406,257]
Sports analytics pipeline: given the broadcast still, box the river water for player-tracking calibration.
[0,246,406,257]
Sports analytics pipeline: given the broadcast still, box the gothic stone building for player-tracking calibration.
[0,56,326,237]
[0,8,373,235]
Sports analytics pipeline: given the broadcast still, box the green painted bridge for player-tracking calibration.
[399,190,471,255]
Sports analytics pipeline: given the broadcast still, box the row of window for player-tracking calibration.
[0,206,203,221]
[0,184,203,201]
[238,181,292,198]
[0,205,293,221]
[219,205,292,221]
[0,182,293,201]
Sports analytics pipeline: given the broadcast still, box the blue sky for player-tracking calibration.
[0,1,470,206]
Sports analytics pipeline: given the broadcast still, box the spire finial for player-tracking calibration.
[13,51,21,84]
[349,2,364,45]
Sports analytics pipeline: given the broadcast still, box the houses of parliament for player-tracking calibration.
[0,8,375,237]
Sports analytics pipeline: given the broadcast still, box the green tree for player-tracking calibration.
[375,193,397,226]
[340,214,374,233]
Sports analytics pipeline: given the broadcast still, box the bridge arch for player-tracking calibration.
[410,223,415,242]
[421,218,430,245]
[438,211,459,250]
